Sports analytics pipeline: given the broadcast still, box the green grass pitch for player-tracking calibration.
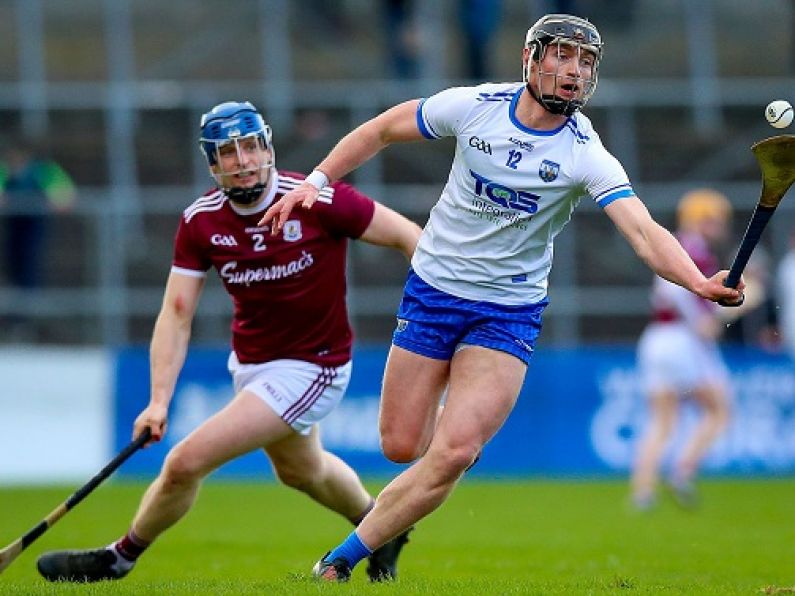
[0,478,793,594]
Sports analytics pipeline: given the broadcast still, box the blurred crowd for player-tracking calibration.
[0,0,793,349]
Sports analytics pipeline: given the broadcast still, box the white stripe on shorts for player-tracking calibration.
[283,366,337,425]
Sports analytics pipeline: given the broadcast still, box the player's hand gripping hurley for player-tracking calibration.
[0,428,151,574]
[719,135,795,306]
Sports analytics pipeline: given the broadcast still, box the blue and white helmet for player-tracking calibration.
[199,101,274,204]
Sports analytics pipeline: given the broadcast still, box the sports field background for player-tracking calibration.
[2,2,794,595]
[1,478,793,594]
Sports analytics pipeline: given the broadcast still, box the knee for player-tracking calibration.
[381,432,424,464]
[161,443,206,487]
[380,418,429,463]
[413,443,480,484]
[432,444,481,477]
[272,459,315,491]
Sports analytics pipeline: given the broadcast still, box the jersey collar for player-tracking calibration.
[509,87,570,136]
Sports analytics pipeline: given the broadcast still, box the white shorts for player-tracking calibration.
[227,352,352,436]
[637,323,729,396]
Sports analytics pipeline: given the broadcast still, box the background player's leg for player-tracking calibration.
[630,390,678,509]
[265,426,372,522]
[265,389,414,581]
[670,384,730,504]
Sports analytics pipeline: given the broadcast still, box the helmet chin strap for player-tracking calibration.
[221,160,274,206]
[525,81,581,117]
[226,183,267,205]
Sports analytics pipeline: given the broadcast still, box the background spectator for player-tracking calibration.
[0,138,76,291]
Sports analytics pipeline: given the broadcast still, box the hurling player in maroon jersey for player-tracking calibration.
[37,101,421,584]
[632,189,733,511]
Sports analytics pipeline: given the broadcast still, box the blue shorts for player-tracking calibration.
[392,270,548,365]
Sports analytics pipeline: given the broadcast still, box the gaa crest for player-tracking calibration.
[282,220,302,242]
[539,159,560,183]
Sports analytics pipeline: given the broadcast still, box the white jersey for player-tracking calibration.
[413,82,635,305]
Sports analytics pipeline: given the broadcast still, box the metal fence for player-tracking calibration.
[1,0,794,346]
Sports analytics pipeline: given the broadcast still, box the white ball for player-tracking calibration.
[765,100,793,129]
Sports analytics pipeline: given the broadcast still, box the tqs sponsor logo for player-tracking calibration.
[469,169,540,214]
[211,234,239,247]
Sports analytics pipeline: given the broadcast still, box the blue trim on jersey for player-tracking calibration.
[509,87,569,136]
[476,91,515,102]
[598,188,636,207]
[416,98,439,139]
[593,183,632,202]
[565,122,590,142]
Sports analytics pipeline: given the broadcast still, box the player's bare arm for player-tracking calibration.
[358,202,422,260]
[604,196,744,304]
[137,271,205,444]
[259,100,423,233]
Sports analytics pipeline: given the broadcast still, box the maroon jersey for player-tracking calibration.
[172,170,375,366]
[651,231,718,323]
[677,231,719,277]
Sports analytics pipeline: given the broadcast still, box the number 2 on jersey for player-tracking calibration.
[252,233,267,252]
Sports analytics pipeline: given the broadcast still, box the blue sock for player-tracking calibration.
[326,530,373,569]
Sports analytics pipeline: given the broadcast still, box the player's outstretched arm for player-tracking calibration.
[259,99,423,233]
[604,196,744,304]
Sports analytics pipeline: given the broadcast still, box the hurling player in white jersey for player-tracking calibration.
[36,101,421,583]
[261,14,745,580]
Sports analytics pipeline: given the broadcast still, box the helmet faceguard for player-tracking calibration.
[523,14,602,117]
[199,101,274,205]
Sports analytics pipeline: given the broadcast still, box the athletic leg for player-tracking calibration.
[630,389,678,509]
[673,384,730,486]
[379,345,450,463]
[266,425,412,581]
[265,425,372,522]
[320,345,525,577]
[131,390,293,540]
[38,390,293,582]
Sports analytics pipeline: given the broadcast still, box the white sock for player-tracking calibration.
[107,543,136,572]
